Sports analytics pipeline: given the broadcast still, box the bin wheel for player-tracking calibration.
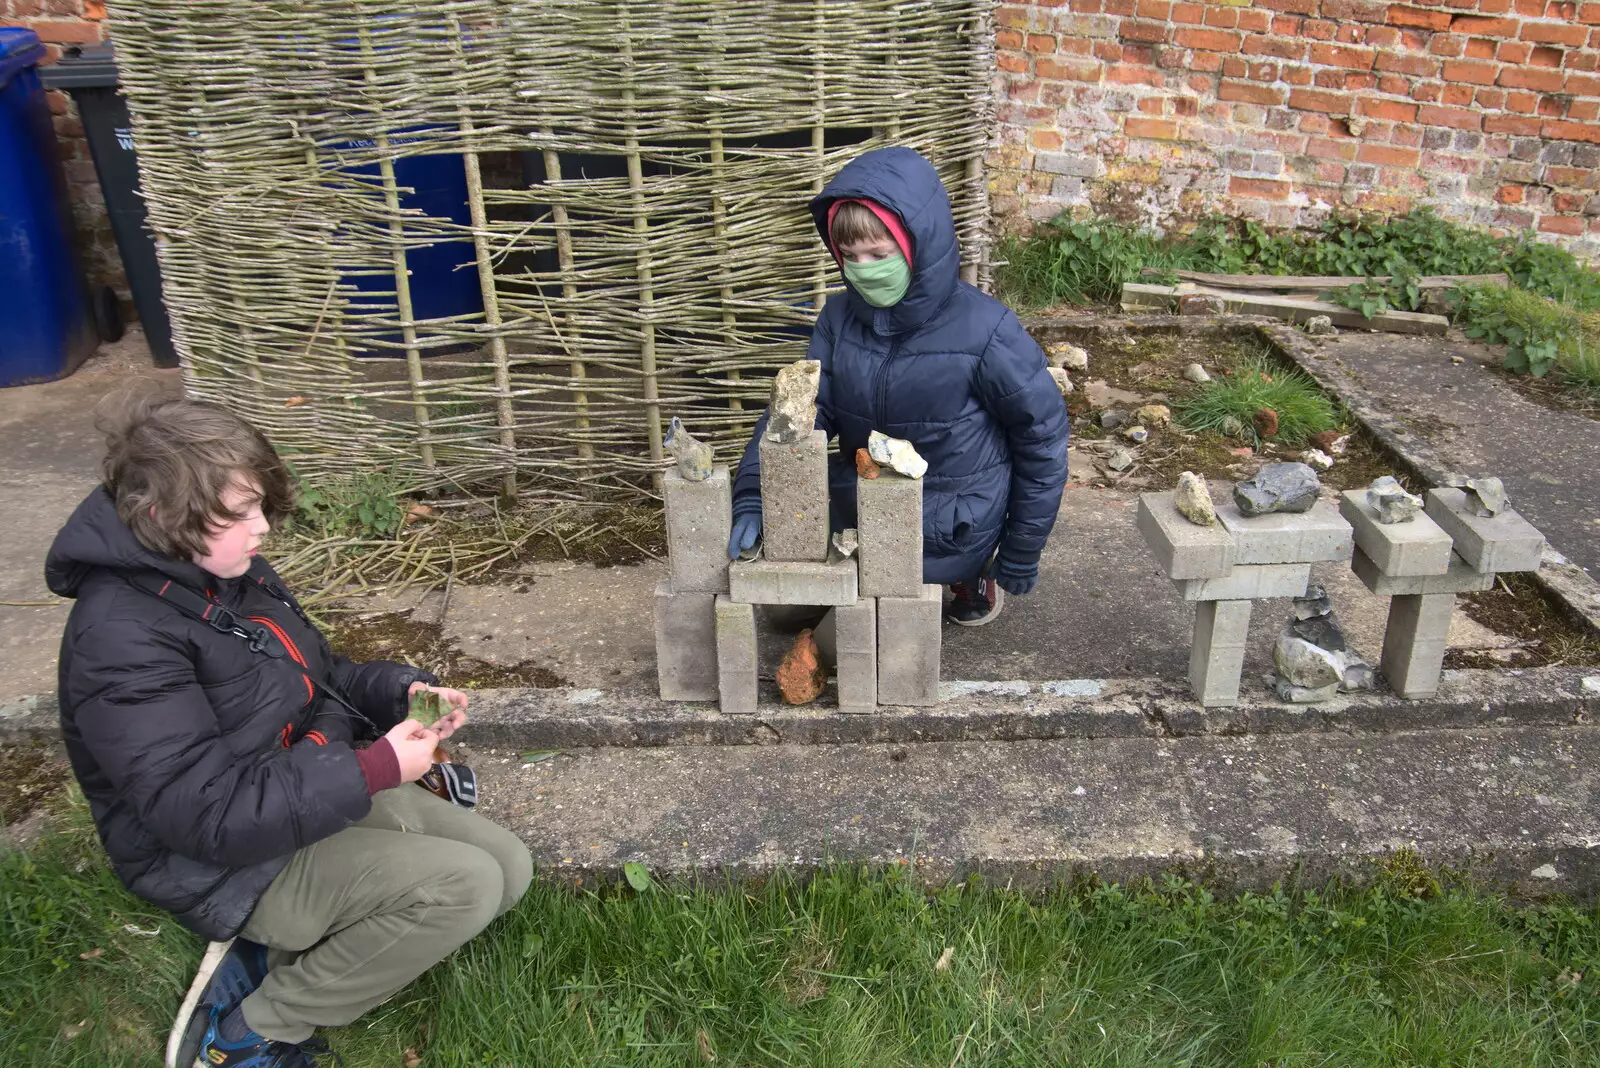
[93,286,125,344]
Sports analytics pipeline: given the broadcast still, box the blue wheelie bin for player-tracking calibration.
[0,27,97,386]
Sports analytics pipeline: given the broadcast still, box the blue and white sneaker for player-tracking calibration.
[193,1007,341,1067]
[166,938,269,1068]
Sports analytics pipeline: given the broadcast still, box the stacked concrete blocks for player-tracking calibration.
[714,596,758,714]
[654,465,733,701]
[877,584,943,706]
[1139,488,1352,707]
[759,429,830,562]
[858,471,924,596]
[654,582,719,701]
[815,600,879,713]
[729,551,859,606]
[1344,487,1548,700]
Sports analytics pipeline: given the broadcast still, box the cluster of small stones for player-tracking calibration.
[1139,464,1546,707]
[654,360,943,714]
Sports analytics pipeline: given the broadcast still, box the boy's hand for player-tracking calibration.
[993,552,1039,597]
[728,512,762,561]
[407,681,470,738]
[384,719,443,783]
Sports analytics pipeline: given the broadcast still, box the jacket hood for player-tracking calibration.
[810,146,960,336]
[46,486,216,598]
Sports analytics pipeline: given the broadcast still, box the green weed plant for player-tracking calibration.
[1175,358,1340,446]
[290,467,407,540]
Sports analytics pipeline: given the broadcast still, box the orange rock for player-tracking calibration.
[855,448,881,479]
[1310,430,1340,452]
[1253,407,1279,438]
[776,628,827,705]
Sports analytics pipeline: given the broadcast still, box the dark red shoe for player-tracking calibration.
[946,570,1004,627]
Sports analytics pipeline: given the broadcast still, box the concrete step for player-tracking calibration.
[459,722,1600,897]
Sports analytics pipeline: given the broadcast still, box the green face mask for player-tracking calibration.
[842,253,911,308]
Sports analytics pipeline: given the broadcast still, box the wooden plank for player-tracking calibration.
[1140,268,1509,291]
[1120,282,1450,336]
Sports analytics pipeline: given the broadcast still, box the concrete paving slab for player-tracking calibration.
[0,328,180,702]
[462,723,1600,896]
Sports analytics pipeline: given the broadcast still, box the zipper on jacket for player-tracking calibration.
[873,336,901,431]
[250,614,316,706]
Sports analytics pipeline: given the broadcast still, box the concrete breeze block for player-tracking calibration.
[1381,592,1455,699]
[1339,491,1452,577]
[653,582,718,701]
[1216,498,1353,565]
[663,466,731,593]
[1137,492,1235,580]
[1425,488,1546,574]
[1175,562,1311,602]
[1351,547,1496,597]
[729,552,858,606]
[857,471,924,597]
[816,599,878,712]
[714,595,758,714]
[877,583,941,706]
[1190,599,1252,707]
[760,430,829,562]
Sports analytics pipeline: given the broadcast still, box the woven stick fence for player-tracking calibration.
[108,0,994,504]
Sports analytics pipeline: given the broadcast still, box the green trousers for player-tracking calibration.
[238,784,533,1043]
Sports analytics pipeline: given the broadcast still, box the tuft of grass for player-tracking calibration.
[9,802,1600,1066]
[1561,317,1600,397]
[1174,358,1340,446]
[996,217,1214,308]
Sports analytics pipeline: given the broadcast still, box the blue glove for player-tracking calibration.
[728,497,762,560]
[992,550,1038,597]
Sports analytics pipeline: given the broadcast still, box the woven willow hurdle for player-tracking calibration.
[109,0,994,503]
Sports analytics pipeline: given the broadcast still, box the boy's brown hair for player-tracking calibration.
[100,395,293,561]
[829,200,892,249]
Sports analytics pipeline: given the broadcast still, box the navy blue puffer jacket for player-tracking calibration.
[733,147,1068,584]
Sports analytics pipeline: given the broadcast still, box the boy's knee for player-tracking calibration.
[498,840,534,916]
[431,849,505,932]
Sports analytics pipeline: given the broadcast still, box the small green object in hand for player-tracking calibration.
[408,688,445,727]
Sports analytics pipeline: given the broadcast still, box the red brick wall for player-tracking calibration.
[990,0,1600,254]
[1,0,129,309]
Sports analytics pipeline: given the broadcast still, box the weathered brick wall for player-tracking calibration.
[1,0,128,309]
[989,0,1600,256]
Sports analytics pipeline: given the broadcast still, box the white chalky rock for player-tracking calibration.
[1183,362,1212,383]
[1049,342,1089,372]
[1174,471,1218,526]
[1302,448,1333,471]
[867,430,928,480]
[1048,367,1074,396]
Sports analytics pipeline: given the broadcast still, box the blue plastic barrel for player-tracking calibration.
[338,132,483,357]
[0,27,96,386]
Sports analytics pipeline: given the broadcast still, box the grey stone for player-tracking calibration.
[1274,677,1341,703]
[1216,498,1353,565]
[1293,584,1332,620]
[858,470,924,597]
[1100,410,1128,430]
[1233,462,1321,516]
[1425,488,1546,574]
[832,528,858,559]
[1350,547,1497,596]
[1173,471,1218,526]
[664,416,713,481]
[1220,415,1245,438]
[1274,635,1343,690]
[1175,562,1311,602]
[1137,492,1235,579]
[1366,475,1423,524]
[766,359,821,443]
[715,595,758,714]
[760,430,830,562]
[1107,447,1135,472]
[653,582,718,701]
[1340,490,1452,577]
[1305,315,1336,336]
[867,430,928,480]
[1183,362,1212,384]
[729,551,859,606]
[1190,599,1252,706]
[1122,425,1149,444]
[877,584,942,706]
[1381,592,1455,699]
[1464,476,1508,516]
[663,466,732,593]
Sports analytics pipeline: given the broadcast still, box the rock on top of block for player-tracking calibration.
[1338,490,1452,577]
[1425,488,1546,574]
[1215,498,1353,565]
[1137,492,1235,580]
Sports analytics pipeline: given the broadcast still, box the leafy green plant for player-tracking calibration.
[996,216,1212,307]
[1175,358,1340,445]
[1329,264,1424,319]
[1450,284,1577,378]
[291,467,407,539]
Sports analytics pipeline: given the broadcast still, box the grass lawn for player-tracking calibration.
[6,797,1600,1066]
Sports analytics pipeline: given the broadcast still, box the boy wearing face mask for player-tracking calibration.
[728,146,1068,625]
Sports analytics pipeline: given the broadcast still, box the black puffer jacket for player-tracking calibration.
[46,488,432,941]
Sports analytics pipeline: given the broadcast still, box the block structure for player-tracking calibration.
[760,430,830,562]
[663,466,732,593]
[1425,489,1546,574]
[1175,563,1311,602]
[816,600,878,713]
[729,553,858,606]
[653,582,718,701]
[1216,499,1352,565]
[1189,600,1252,707]
[714,595,758,714]
[1381,593,1455,700]
[858,472,924,596]
[1136,492,1234,579]
[877,583,942,706]
[1339,491,1452,577]
[1351,548,1495,597]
